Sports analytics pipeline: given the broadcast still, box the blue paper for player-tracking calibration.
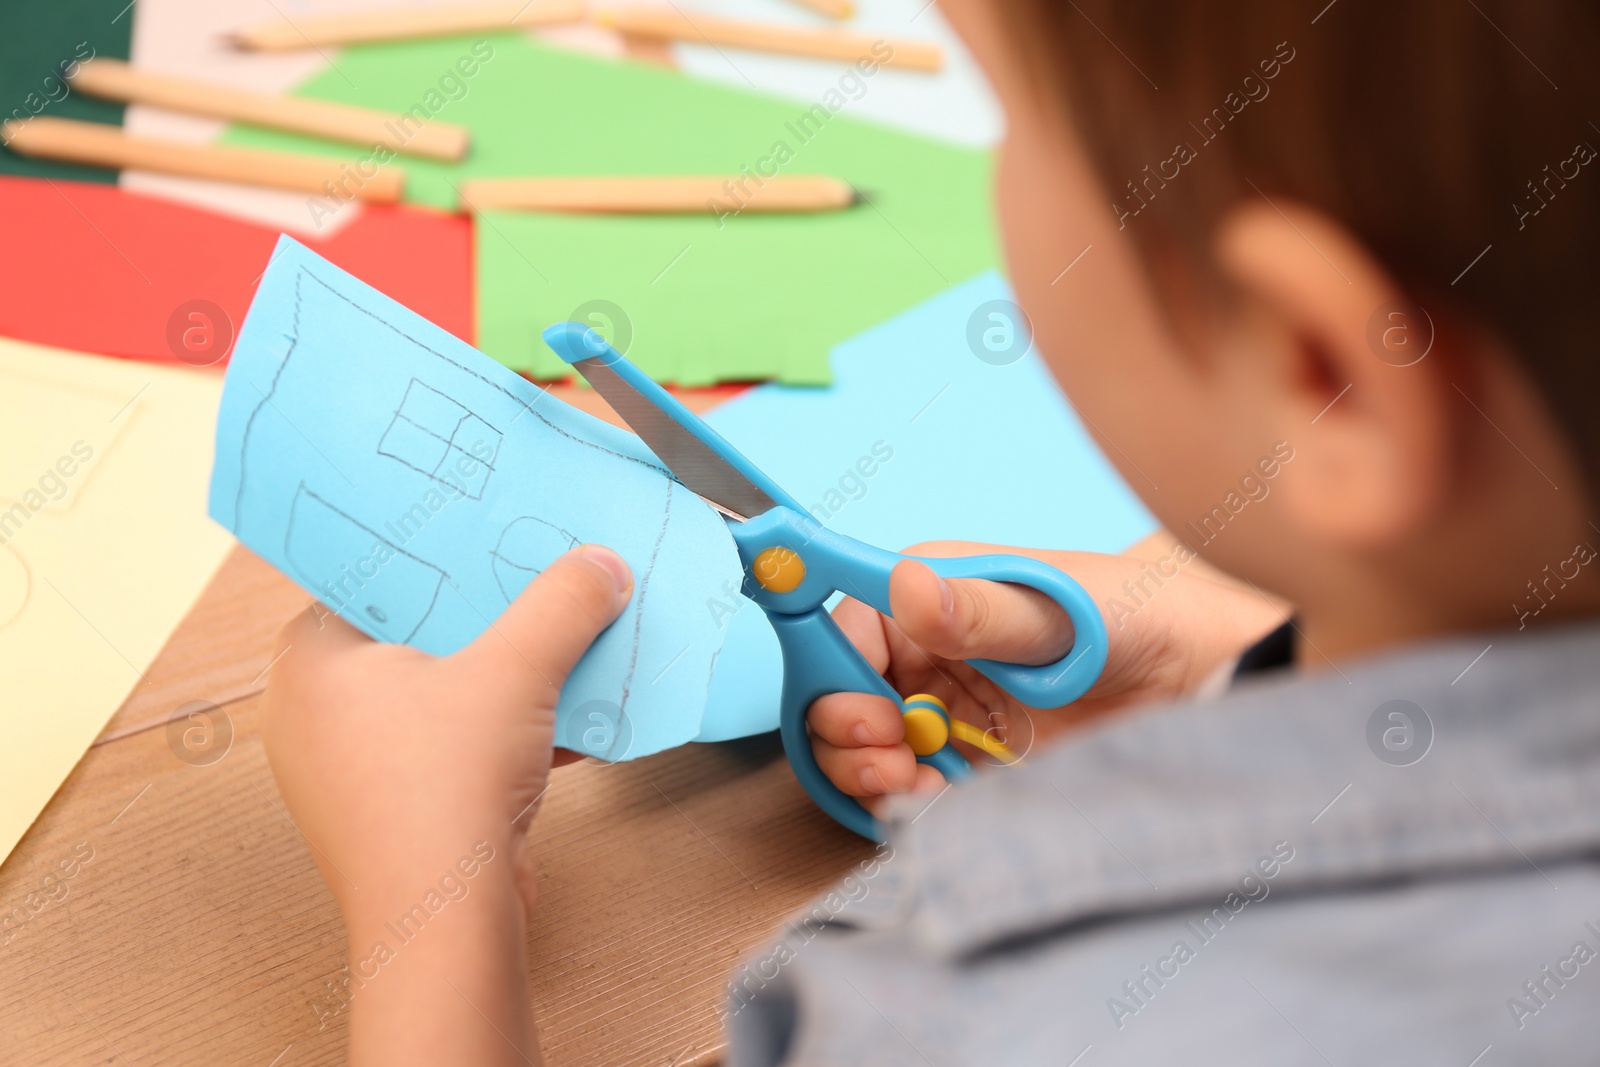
[209,236,743,760]
[694,271,1157,741]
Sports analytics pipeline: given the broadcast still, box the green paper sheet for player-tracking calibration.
[0,0,132,183]
[221,36,995,385]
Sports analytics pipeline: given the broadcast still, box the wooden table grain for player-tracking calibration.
[0,546,869,1066]
[0,380,870,1067]
[0,336,1203,1066]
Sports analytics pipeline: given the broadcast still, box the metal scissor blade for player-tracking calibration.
[568,354,780,523]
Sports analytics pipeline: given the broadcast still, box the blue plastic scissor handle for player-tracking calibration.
[541,323,1109,841]
[731,507,1107,840]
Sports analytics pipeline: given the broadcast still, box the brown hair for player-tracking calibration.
[1004,0,1600,489]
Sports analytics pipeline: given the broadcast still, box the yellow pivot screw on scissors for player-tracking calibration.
[545,324,1107,840]
[899,693,1020,764]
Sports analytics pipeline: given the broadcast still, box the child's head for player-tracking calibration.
[948,0,1600,655]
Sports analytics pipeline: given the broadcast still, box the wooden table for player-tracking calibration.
[0,383,871,1066]
[0,337,1210,1065]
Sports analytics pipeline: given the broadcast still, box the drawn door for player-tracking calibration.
[284,484,445,643]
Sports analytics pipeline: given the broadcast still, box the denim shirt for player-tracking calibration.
[727,621,1600,1065]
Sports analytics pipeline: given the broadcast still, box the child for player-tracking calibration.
[262,0,1600,1062]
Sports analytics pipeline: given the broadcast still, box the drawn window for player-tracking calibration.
[377,380,503,500]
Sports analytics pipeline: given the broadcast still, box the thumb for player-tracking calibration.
[460,545,633,696]
[888,559,1075,666]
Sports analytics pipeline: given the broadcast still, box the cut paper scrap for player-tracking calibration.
[0,0,133,184]
[0,176,472,363]
[0,336,233,865]
[220,35,997,385]
[210,236,744,760]
[693,271,1157,742]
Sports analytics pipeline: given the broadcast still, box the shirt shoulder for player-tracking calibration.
[728,621,1600,1065]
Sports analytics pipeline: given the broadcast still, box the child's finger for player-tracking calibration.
[811,733,919,797]
[888,558,1075,667]
[807,691,905,747]
[459,545,632,690]
[829,595,893,674]
[856,764,948,819]
[909,762,947,795]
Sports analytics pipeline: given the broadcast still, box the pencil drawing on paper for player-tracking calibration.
[377,379,502,500]
[227,261,671,671]
[215,242,745,758]
[489,516,580,604]
[284,483,445,643]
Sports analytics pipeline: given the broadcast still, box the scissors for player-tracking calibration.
[545,323,1108,840]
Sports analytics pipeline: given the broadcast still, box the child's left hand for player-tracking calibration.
[260,544,633,1066]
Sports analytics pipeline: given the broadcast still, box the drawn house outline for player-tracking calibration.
[229,264,682,731]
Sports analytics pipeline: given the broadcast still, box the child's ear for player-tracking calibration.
[1213,199,1453,551]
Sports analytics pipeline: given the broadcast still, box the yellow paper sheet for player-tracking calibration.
[0,337,232,864]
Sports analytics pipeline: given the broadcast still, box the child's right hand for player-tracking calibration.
[807,541,1287,805]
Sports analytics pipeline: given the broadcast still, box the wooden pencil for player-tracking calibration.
[787,0,856,19]
[68,58,469,162]
[1,117,405,202]
[228,0,586,51]
[591,6,943,71]
[618,30,679,70]
[456,175,860,213]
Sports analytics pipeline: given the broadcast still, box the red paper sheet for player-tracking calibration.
[0,176,472,363]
